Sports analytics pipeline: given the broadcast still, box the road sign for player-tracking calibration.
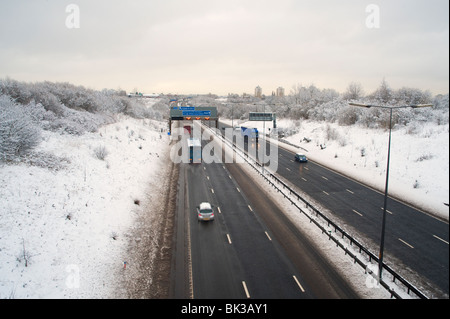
[169,106,219,134]
[182,110,211,116]
[249,112,273,121]
[170,106,217,120]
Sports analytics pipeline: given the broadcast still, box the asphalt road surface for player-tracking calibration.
[218,121,449,297]
[171,122,359,299]
[184,159,358,299]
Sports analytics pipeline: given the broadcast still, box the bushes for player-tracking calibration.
[0,78,168,157]
[0,78,163,121]
[0,78,171,167]
[0,95,41,160]
[93,145,109,160]
[337,106,360,126]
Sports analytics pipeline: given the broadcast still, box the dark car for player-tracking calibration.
[294,153,308,163]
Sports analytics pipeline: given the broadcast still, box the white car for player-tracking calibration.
[197,202,215,222]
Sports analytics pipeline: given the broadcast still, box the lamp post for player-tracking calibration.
[231,103,234,130]
[262,104,265,174]
[349,102,432,282]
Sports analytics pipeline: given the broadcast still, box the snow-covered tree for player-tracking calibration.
[343,82,365,101]
[394,87,432,105]
[371,78,393,103]
[0,95,41,160]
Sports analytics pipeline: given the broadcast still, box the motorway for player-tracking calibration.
[170,121,448,299]
[171,121,359,299]
[218,121,449,298]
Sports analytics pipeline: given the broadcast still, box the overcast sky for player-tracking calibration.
[0,0,448,95]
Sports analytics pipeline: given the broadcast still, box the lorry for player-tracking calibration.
[241,126,259,143]
[183,125,192,136]
[187,138,202,163]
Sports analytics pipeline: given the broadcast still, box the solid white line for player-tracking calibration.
[346,189,354,194]
[352,209,363,217]
[433,235,449,245]
[265,231,272,241]
[226,234,232,244]
[242,281,250,298]
[293,275,305,293]
[398,238,414,249]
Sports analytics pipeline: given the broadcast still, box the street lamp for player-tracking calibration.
[231,103,234,130]
[262,103,265,174]
[349,102,432,282]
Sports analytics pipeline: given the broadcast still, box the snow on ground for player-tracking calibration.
[228,119,449,221]
[0,115,169,298]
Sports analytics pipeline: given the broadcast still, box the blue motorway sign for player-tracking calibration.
[170,106,217,119]
[182,110,211,116]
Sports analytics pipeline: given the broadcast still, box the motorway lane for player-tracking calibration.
[186,163,246,299]
[205,161,312,299]
[275,145,449,295]
[187,159,311,299]
[224,161,359,299]
[226,120,449,296]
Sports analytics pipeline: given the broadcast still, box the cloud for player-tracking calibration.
[0,0,448,94]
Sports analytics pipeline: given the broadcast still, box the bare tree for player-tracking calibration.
[372,78,393,103]
[343,82,365,100]
[16,238,38,267]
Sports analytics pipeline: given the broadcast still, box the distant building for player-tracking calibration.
[128,92,160,98]
[255,86,262,98]
[276,87,285,97]
[143,93,160,98]
[128,92,143,97]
